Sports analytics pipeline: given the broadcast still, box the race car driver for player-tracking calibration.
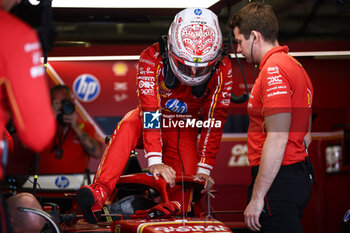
[77,7,233,223]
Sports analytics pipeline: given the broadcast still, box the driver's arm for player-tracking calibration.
[197,58,232,189]
[136,44,176,187]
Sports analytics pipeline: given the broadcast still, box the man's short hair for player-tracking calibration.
[227,2,278,43]
[50,85,72,101]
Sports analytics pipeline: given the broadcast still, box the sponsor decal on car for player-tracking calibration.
[137,221,231,233]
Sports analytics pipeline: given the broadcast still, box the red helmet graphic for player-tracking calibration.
[168,8,223,86]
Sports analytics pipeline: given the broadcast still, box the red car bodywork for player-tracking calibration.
[59,173,239,233]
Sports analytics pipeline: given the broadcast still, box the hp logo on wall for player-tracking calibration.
[73,74,100,102]
[55,176,70,189]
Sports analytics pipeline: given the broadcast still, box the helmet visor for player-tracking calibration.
[169,49,219,78]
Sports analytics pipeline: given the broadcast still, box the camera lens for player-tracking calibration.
[61,99,75,115]
[57,99,75,124]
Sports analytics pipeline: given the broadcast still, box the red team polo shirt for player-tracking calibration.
[38,120,98,174]
[247,46,313,166]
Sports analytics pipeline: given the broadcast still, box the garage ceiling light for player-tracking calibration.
[46,51,350,61]
[51,0,220,8]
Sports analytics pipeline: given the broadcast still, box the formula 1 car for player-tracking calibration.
[28,172,240,233]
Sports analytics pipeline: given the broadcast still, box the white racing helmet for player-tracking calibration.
[168,8,223,86]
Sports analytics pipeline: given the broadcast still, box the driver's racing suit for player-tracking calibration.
[94,42,233,212]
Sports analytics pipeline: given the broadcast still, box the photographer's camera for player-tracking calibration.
[57,99,75,124]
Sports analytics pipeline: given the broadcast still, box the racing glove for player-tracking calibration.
[130,201,181,219]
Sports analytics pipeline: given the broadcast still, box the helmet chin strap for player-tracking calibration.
[191,55,221,98]
[192,80,210,98]
[159,35,179,89]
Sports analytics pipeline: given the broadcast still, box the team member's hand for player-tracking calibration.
[52,100,62,117]
[63,112,79,128]
[244,198,263,231]
[196,173,215,194]
[149,164,176,188]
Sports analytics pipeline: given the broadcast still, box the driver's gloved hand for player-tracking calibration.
[130,201,181,219]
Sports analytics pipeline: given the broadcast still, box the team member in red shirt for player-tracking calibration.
[0,0,57,231]
[77,7,233,223]
[0,3,56,162]
[38,85,104,174]
[228,2,313,233]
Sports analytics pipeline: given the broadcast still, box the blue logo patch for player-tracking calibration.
[55,176,70,189]
[194,8,202,16]
[344,209,350,222]
[165,99,188,114]
[73,74,100,102]
[143,110,161,129]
